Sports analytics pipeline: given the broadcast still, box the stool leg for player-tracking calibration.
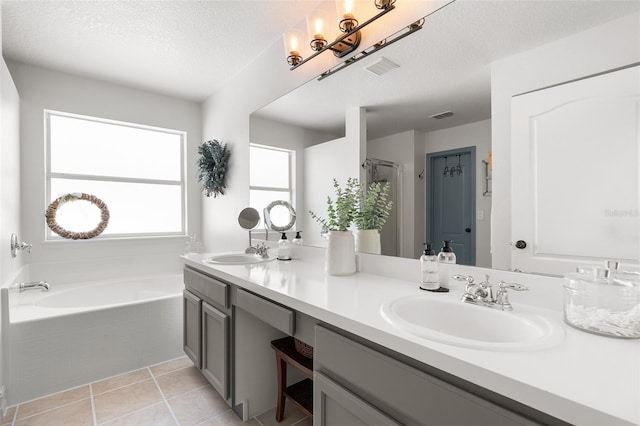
[275,354,287,422]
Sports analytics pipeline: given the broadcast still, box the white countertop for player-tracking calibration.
[181,249,640,426]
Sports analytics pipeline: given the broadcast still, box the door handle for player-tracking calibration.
[515,240,527,249]
[465,228,471,233]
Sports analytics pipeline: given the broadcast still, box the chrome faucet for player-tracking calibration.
[15,281,50,292]
[453,274,528,311]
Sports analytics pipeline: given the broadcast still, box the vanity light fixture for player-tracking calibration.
[285,0,396,70]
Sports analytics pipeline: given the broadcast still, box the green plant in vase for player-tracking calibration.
[353,181,393,255]
[309,177,359,276]
[354,181,393,231]
[308,177,358,231]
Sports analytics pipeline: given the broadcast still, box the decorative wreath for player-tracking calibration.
[45,193,110,240]
[197,139,230,198]
[264,200,297,232]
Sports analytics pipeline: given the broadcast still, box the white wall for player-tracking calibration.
[490,12,640,270]
[367,130,419,258]
[0,60,22,284]
[304,108,363,247]
[0,56,21,413]
[423,119,492,267]
[5,61,202,276]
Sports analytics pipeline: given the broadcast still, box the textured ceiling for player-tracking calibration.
[2,0,323,101]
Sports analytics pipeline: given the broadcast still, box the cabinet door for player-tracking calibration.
[314,371,401,426]
[202,301,230,399]
[183,290,202,368]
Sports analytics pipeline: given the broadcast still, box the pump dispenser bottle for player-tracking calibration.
[420,243,439,290]
[437,240,456,288]
[291,231,303,259]
[277,233,291,261]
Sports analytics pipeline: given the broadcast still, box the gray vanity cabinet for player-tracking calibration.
[183,267,232,402]
[314,326,540,426]
[202,301,230,399]
[183,290,201,368]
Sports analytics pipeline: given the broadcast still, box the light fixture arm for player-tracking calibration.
[290,4,395,70]
[317,17,424,81]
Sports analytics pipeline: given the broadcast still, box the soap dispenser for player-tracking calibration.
[291,231,303,259]
[420,243,439,291]
[277,233,291,261]
[437,240,456,288]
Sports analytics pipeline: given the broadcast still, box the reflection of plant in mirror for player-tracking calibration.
[354,181,393,231]
[309,178,358,232]
[197,139,230,198]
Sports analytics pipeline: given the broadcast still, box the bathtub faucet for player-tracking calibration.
[15,281,50,292]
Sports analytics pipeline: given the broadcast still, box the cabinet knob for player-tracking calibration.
[465,228,471,233]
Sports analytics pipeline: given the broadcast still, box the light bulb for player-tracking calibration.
[343,0,354,17]
[289,35,299,53]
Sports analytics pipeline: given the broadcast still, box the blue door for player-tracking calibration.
[427,147,476,265]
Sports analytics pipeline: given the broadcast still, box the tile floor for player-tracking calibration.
[0,357,311,426]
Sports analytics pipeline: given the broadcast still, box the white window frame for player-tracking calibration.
[44,109,187,240]
[249,143,294,204]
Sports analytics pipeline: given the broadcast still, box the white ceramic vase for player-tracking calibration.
[354,229,381,255]
[325,231,356,276]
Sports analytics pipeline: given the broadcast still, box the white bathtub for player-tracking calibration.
[1,274,184,405]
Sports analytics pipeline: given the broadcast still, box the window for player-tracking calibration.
[45,110,186,239]
[249,144,293,217]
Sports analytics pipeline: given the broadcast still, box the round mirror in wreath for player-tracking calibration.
[264,200,296,232]
[45,193,110,240]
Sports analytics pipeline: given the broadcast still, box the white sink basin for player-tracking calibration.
[381,295,563,351]
[205,253,274,265]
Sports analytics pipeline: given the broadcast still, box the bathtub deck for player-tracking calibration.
[0,357,311,426]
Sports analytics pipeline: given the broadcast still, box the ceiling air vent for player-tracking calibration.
[429,111,454,119]
[364,57,399,76]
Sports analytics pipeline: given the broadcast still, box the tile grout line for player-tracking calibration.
[11,396,93,423]
[89,383,98,426]
[191,408,235,426]
[148,367,181,426]
[10,404,18,426]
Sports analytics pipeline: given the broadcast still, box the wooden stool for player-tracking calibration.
[271,337,313,422]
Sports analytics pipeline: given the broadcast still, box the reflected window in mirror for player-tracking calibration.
[45,110,186,240]
[249,144,294,212]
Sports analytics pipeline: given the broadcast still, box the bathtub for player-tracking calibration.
[1,274,184,405]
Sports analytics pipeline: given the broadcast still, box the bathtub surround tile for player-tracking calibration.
[167,385,229,426]
[150,356,194,377]
[15,398,93,426]
[16,385,90,420]
[93,379,163,424]
[92,368,152,395]
[102,402,177,426]
[154,365,209,399]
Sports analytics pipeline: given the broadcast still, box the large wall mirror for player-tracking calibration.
[250,0,640,274]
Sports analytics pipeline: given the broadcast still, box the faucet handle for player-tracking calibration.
[498,281,528,291]
[495,281,528,311]
[452,274,474,284]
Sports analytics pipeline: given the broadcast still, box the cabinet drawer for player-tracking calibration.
[315,326,537,426]
[184,268,229,308]
[236,288,294,335]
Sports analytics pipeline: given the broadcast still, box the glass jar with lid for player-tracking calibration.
[563,261,640,338]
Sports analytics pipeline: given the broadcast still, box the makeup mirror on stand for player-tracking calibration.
[238,207,261,252]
